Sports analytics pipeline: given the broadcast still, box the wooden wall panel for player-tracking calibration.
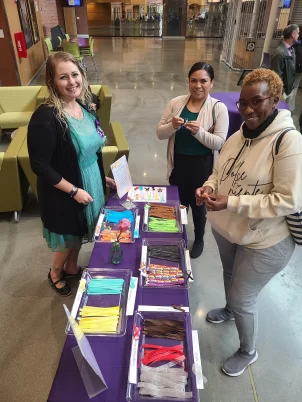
[0,0,19,86]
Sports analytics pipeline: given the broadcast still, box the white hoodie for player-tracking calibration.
[204,110,302,249]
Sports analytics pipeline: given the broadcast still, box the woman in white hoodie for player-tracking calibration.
[157,62,229,258]
[196,68,302,376]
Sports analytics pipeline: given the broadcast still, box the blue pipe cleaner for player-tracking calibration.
[106,210,134,224]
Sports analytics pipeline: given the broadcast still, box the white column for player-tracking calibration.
[228,0,242,68]
[249,0,260,38]
[262,0,280,54]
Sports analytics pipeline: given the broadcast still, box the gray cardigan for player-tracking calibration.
[271,42,296,96]
[156,94,229,178]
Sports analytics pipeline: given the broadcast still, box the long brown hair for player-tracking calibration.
[44,52,92,126]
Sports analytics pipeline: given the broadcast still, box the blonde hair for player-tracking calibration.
[45,52,92,127]
[242,68,283,99]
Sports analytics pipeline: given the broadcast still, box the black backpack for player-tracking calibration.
[293,42,302,73]
[274,128,302,245]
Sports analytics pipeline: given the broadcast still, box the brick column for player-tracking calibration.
[39,0,59,37]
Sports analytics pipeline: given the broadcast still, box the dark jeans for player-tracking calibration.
[299,111,302,133]
[169,152,213,241]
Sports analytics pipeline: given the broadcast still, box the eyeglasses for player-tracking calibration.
[236,97,272,111]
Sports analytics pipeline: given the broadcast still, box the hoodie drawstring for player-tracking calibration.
[226,139,252,176]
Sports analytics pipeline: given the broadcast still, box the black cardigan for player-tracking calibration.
[28,103,106,236]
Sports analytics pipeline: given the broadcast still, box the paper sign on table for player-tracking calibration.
[111,155,133,199]
[181,207,188,224]
[63,305,108,399]
[185,250,194,282]
[192,330,204,389]
[129,332,140,384]
[138,305,190,313]
[71,278,86,319]
[134,215,140,238]
[139,245,148,276]
[126,277,138,316]
[143,205,149,225]
[128,186,167,203]
[94,213,104,241]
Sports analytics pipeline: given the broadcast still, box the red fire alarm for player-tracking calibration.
[14,32,28,58]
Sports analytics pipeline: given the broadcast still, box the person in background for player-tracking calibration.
[292,26,302,120]
[292,26,302,88]
[196,69,302,376]
[157,62,229,258]
[271,24,300,112]
[28,52,115,297]
[88,85,101,112]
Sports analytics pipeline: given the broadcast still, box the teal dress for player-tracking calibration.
[43,107,106,252]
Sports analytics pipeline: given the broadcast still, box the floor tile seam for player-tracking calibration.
[248,365,259,402]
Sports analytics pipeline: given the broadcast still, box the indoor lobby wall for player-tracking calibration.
[0,0,20,86]
[55,0,89,36]
[56,0,66,31]
[3,0,45,86]
[39,0,59,36]
[75,0,89,35]
[40,0,66,37]
[87,1,112,27]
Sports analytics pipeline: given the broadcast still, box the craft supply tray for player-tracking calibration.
[142,201,183,233]
[139,238,189,289]
[66,268,131,337]
[126,310,198,401]
[95,206,138,243]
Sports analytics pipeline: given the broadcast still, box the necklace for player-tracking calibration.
[65,105,84,121]
[187,96,207,113]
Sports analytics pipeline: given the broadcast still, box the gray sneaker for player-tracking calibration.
[206,307,235,324]
[222,349,258,377]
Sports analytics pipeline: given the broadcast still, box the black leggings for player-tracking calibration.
[169,152,213,241]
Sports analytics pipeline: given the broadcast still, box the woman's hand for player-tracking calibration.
[172,116,184,130]
[74,189,93,205]
[196,186,214,206]
[184,121,200,135]
[106,177,116,190]
[205,195,228,211]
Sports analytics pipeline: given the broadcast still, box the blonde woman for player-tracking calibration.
[28,52,115,296]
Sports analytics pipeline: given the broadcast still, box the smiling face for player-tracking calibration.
[54,61,83,102]
[189,69,213,101]
[239,81,279,130]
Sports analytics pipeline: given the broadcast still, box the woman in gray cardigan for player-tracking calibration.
[157,62,229,258]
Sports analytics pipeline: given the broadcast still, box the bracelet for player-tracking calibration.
[68,186,78,198]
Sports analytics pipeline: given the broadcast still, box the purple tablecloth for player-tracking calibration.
[212,91,289,138]
[48,186,191,402]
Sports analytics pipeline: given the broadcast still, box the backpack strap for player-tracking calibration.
[208,101,221,133]
[274,128,295,156]
[212,100,221,125]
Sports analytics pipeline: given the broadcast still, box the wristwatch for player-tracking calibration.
[69,186,78,198]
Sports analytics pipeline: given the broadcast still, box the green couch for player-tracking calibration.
[0,86,43,141]
[0,126,29,222]
[36,84,112,137]
[17,122,129,199]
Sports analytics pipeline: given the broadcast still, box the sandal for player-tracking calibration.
[48,269,71,297]
[62,266,84,280]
